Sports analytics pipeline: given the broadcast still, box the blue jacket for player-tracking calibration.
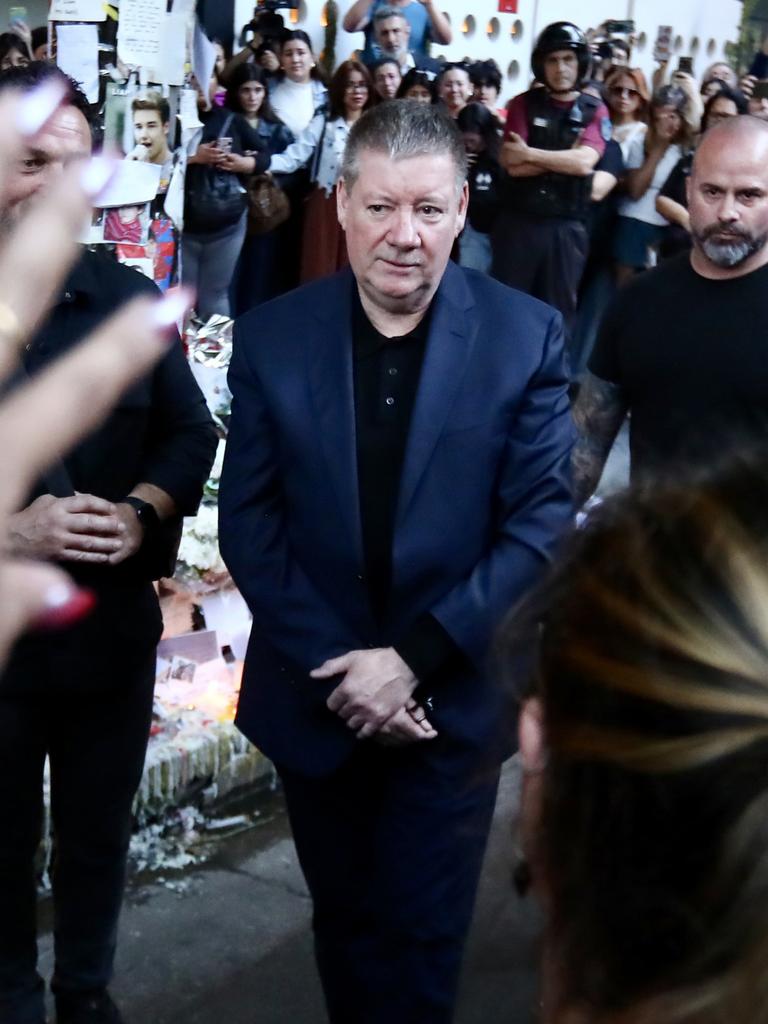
[219,262,574,776]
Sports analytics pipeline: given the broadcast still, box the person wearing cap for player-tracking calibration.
[491,21,611,337]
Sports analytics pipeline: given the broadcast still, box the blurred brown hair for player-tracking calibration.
[505,458,768,1023]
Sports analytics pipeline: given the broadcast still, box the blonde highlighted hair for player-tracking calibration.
[507,458,768,1023]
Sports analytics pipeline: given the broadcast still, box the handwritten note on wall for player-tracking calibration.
[56,23,100,103]
[117,0,166,67]
[50,0,106,21]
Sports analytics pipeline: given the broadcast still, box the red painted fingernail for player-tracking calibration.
[32,586,97,632]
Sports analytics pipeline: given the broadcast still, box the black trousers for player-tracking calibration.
[0,659,155,1024]
[278,742,500,1024]
[491,210,589,340]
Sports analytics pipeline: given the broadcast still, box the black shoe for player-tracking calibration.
[55,991,126,1024]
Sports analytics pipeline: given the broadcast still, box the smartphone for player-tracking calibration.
[216,137,233,153]
[654,25,673,62]
[605,19,635,35]
[677,56,694,75]
[753,80,768,100]
[8,5,27,28]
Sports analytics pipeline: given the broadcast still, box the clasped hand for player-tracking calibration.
[311,647,438,746]
[8,494,143,565]
[501,133,531,171]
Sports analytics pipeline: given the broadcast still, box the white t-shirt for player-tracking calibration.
[270,78,316,139]
[612,121,647,163]
[619,136,683,226]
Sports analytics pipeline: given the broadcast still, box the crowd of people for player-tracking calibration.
[172,6,768,350]
[2,5,768,1024]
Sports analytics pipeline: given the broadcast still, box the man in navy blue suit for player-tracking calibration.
[219,101,573,1023]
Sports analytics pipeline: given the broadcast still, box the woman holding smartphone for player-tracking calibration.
[613,84,693,284]
[182,97,267,317]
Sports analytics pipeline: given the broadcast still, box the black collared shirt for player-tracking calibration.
[352,289,461,685]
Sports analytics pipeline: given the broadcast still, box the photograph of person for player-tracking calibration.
[103,203,150,244]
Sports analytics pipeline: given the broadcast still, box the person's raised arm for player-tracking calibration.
[420,0,452,45]
[342,0,374,33]
[220,44,256,85]
[625,139,668,199]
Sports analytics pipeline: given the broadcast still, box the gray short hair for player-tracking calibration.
[341,100,469,194]
[373,5,407,25]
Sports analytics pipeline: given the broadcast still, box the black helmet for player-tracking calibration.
[531,22,591,87]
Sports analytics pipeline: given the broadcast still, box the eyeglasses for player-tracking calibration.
[346,82,369,91]
[609,86,640,98]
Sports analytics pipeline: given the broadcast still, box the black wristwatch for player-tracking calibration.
[121,496,160,535]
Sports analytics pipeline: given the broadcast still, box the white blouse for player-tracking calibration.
[612,120,647,163]
[269,78,324,138]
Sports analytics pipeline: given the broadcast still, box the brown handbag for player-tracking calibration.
[246,174,291,235]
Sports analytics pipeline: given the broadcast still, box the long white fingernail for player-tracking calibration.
[16,79,67,136]
[151,287,193,329]
[80,156,116,198]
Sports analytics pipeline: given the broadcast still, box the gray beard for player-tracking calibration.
[696,231,767,269]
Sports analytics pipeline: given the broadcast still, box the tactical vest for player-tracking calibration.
[507,89,601,221]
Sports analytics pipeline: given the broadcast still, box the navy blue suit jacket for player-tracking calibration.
[219,262,574,777]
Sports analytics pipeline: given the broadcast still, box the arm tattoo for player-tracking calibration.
[572,372,629,506]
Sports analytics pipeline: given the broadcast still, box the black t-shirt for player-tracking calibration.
[586,138,625,256]
[589,253,768,480]
[467,152,502,234]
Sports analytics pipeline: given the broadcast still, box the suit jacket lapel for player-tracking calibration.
[396,263,477,527]
[308,270,365,569]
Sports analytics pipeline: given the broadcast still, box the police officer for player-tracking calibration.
[491,22,611,336]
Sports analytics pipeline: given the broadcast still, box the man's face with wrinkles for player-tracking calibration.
[1,104,91,230]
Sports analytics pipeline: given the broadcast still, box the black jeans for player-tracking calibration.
[278,742,500,1024]
[0,659,155,1024]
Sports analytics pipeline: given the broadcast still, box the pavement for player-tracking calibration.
[37,758,542,1024]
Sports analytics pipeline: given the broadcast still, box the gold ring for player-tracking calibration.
[0,302,21,344]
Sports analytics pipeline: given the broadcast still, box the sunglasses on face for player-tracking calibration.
[610,86,640,98]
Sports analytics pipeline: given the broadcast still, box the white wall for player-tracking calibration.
[233,0,742,102]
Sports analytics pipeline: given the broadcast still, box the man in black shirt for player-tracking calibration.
[219,101,573,1023]
[0,65,217,1024]
[573,115,768,504]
